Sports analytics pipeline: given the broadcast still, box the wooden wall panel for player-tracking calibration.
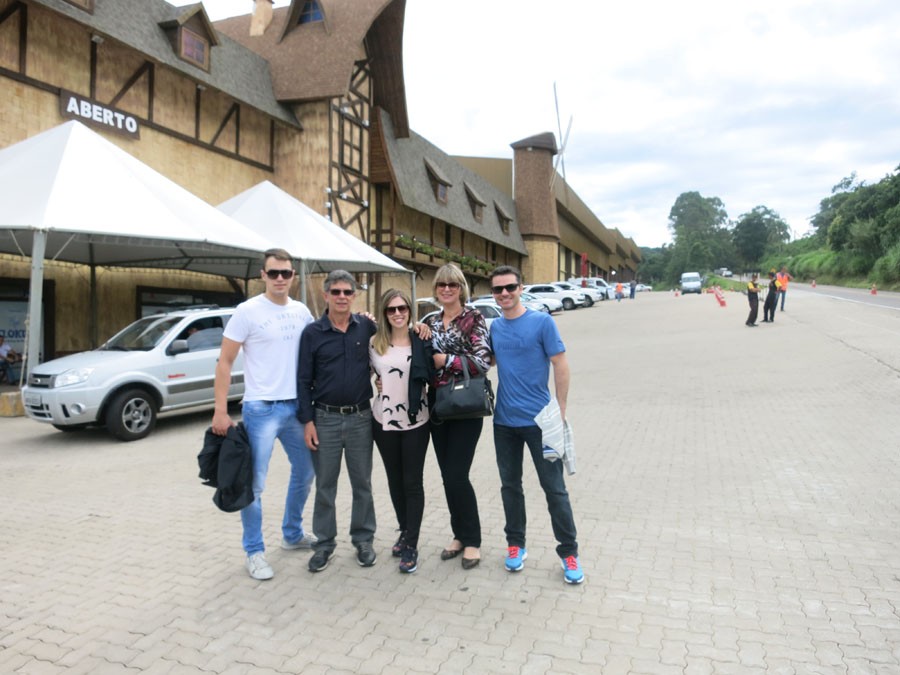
[27,4,89,93]
[152,67,194,137]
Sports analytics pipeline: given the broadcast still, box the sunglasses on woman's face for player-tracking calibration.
[385,305,409,315]
[436,282,460,290]
[328,288,355,296]
[263,268,295,279]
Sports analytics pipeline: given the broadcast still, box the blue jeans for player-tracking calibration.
[240,399,315,555]
[494,424,578,558]
[779,290,786,310]
[310,408,375,553]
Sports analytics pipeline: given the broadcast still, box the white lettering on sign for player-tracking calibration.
[59,90,140,139]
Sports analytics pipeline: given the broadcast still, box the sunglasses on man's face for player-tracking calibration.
[263,268,295,279]
[328,288,355,297]
[491,283,520,295]
[385,305,409,315]
[436,282,460,290]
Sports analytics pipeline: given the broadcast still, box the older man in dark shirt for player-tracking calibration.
[298,270,378,572]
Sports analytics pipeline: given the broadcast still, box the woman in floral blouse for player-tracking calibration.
[424,264,493,569]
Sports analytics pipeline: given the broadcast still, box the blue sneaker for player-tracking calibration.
[561,555,584,584]
[505,546,527,572]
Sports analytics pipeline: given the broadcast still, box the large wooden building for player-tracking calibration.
[0,0,639,361]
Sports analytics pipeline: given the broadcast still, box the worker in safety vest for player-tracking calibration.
[775,266,793,311]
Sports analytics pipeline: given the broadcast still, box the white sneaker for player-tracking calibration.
[246,552,274,580]
[281,533,318,550]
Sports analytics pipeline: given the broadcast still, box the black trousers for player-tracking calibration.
[430,417,483,548]
[763,292,777,321]
[746,296,759,325]
[372,421,430,549]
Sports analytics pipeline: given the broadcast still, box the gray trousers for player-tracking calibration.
[310,408,376,552]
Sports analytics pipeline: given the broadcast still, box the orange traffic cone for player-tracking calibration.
[812,279,816,288]
[674,289,680,297]
[871,284,877,295]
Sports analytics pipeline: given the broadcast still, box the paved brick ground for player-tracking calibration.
[2,287,900,673]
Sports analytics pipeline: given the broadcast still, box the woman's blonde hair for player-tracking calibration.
[372,288,412,355]
[433,263,469,304]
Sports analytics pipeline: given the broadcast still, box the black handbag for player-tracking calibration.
[433,355,494,420]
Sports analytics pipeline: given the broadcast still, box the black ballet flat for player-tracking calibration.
[440,547,462,561]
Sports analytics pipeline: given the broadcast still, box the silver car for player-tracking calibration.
[21,306,243,441]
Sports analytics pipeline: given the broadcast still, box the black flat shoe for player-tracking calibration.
[461,557,480,570]
[440,547,462,561]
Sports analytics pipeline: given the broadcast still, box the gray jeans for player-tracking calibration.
[310,408,375,552]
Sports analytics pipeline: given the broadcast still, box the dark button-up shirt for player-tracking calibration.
[297,312,377,423]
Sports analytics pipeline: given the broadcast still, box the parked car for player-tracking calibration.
[551,281,603,307]
[523,284,586,310]
[520,291,561,313]
[568,276,614,300]
[635,283,652,292]
[21,306,243,441]
[680,272,703,294]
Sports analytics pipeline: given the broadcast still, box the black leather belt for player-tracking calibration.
[314,401,371,414]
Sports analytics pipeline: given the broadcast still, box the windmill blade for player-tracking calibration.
[550,114,573,192]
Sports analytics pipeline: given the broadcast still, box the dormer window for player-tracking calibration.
[495,201,513,235]
[424,157,452,206]
[180,28,209,70]
[298,0,324,24]
[159,6,219,73]
[464,182,486,223]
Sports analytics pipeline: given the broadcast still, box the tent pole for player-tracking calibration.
[410,271,417,322]
[89,244,98,348]
[299,259,307,305]
[26,230,47,378]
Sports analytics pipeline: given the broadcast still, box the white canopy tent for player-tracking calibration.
[218,180,413,305]
[0,121,272,376]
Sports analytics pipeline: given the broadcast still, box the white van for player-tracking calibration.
[680,272,703,294]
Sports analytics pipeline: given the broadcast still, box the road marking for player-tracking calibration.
[806,292,900,312]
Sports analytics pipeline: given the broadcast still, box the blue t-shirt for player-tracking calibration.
[490,309,565,427]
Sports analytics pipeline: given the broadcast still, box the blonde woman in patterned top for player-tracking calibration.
[370,289,435,573]
[423,264,493,570]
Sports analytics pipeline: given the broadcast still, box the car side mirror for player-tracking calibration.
[168,339,189,356]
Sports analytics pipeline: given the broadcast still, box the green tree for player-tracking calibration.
[733,206,789,266]
[666,191,729,277]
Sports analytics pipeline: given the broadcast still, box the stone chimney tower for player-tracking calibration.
[511,132,559,284]
[250,0,274,36]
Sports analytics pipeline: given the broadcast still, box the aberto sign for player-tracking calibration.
[59,90,140,139]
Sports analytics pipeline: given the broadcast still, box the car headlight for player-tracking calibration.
[52,368,94,388]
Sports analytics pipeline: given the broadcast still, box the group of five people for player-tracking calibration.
[212,249,584,586]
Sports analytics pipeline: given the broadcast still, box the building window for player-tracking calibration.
[63,0,94,11]
[424,158,452,206]
[298,0,324,24]
[464,182,486,223]
[494,201,512,235]
[180,27,210,71]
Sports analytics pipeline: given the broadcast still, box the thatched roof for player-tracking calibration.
[213,0,409,136]
[27,0,298,127]
[377,110,528,256]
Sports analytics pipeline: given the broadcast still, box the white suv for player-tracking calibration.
[22,306,243,441]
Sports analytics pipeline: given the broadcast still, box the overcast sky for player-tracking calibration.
[179,0,900,248]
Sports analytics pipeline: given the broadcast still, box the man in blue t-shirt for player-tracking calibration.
[489,265,584,585]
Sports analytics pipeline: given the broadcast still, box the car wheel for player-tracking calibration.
[583,297,594,307]
[52,423,89,432]
[562,298,575,311]
[105,388,157,441]
[542,304,552,313]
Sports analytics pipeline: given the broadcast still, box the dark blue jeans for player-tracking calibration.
[494,423,578,558]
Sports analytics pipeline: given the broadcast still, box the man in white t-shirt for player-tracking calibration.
[212,248,316,581]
